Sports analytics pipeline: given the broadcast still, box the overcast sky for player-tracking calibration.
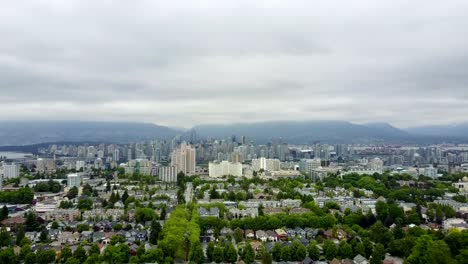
[1,0,467,128]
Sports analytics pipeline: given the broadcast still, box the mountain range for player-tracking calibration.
[0,121,177,146]
[0,120,467,146]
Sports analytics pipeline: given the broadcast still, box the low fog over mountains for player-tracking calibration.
[0,120,467,146]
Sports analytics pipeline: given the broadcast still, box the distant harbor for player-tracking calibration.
[0,151,33,159]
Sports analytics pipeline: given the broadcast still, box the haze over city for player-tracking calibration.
[1,2,468,264]
[1,0,468,128]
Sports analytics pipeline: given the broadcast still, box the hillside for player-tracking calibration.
[0,121,179,146]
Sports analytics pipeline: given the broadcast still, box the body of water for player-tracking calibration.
[0,151,33,159]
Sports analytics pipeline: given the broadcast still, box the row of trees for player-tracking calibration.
[33,180,61,193]
[0,188,34,204]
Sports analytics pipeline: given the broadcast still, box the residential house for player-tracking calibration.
[198,207,220,218]
[136,230,147,242]
[290,208,311,214]
[295,227,306,238]
[266,230,277,242]
[220,227,233,237]
[264,207,283,215]
[255,230,268,242]
[229,207,258,218]
[302,256,314,264]
[275,229,288,241]
[245,230,255,239]
[281,199,301,208]
[286,228,296,237]
[92,232,105,243]
[354,254,369,264]
[304,227,318,239]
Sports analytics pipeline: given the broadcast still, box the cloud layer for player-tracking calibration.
[1,0,468,128]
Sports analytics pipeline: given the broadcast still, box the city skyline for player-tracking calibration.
[1,1,468,127]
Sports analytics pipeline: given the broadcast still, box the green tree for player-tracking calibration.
[36,248,56,264]
[243,243,255,264]
[213,246,224,263]
[272,242,282,261]
[25,252,37,264]
[67,186,79,199]
[77,224,89,233]
[189,241,205,264]
[281,246,291,262]
[308,241,320,260]
[206,241,215,262]
[19,243,32,261]
[73,245,87,263]
[89,244,100,256]
[0,247,17,263]
[121,190,129,203]
[0,227,12,247]
[375,201,389,222]
[363,238,374,258]
[77,198,93,211]
[233,227,243,243]
[339,241,354,259]
[406,235,433,264]
[456,249,468,264]
[149,220,162,245]
[370,221,392,246]
[426,240,455,264]
[0,205,8,221]
[82,184,93,196]
[60,246,73,263]
[39,227,49,242]
[290,240,307,261]
[25,212,39,231]
[324,240,337,260]
[224,243,238,263]
[354,242,366,257]
[370,243,385,264]
[262,251,273,264]
[65,257,80,264]
[51,221,60,229]
[16,225,25,245]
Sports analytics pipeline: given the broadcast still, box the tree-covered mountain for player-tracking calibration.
[0,121,179,146]
[2,120,467,146]
[405,123,468,139]
[193,120,412,143]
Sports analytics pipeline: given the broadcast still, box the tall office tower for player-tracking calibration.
[153,147,162,163]
[231,151,242,163]
[171,142,196,175]
[209,160,243,178]
[127,148,133,161]
[67,173,81,188]
[251,157,281,171]
[76,160,85,171]
[2,163,20,179]
[368,157,384,172]
[158,166,177,182]
[113,149,120,162]
[299,158,322,174]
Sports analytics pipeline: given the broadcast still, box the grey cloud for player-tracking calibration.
[1,0,468,128]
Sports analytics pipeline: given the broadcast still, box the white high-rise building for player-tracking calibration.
[424,166,438,179]
[76,160,85,171]
[159,166,177,182]
[67,173,81,188]
[2,163,20,179]
[251,158,280,172]
[171,142,196,175]
[369,158,384,173]
[299,158,322,173]
[113,149,120,162]
[209,161,243,178]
